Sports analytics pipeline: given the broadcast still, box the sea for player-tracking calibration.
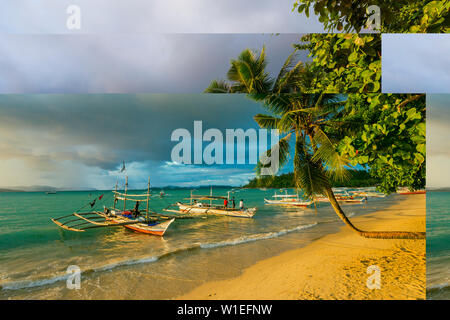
[426,191,450,300]
[0,187,400,299]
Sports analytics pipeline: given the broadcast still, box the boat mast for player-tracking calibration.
[113,180,118,209]
[123,176,128,212]
[146,177,150,219]
[210,186,212,207]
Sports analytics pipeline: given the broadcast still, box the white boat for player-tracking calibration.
[176,202,256,218]
[51,177,175,236]
[264,191,312,207]
[171,188,257,218]
[315,193,366,203]
[350,191,386,198]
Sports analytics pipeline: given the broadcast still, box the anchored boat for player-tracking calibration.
[397,187,426,195]
[165,189,256,218]
[51,177,174,236]
[264,190,312,207]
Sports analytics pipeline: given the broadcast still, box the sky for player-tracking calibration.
[0,94,290,190]
[382,34,450,93]
[427,94,450,189]
[0,0,323,33]
[0,33,309,94]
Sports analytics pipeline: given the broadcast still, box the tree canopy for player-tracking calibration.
[292,0,449,33]
[333,94,426,194]
[244,169,378,188]
[296,34,381,93]
[206,34,381,94]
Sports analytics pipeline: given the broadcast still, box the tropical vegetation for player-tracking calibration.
[205,34,381,94]
[292,0,449,33]
[245,169,378,189]
[205,51,425,239]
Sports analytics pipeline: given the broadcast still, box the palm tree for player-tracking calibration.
[205,46,316,94]
[253,94,424,239]
[207,47,425,240]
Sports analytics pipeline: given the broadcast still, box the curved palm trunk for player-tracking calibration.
[324,187,425,239]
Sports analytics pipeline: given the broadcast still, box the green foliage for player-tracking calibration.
[292,0,449,33]
[250,94,351,198]
[336,94,426,194]
[205,46,313,94]
[207,34,381,95]
[295,34,381,93]
[244,169,378,188]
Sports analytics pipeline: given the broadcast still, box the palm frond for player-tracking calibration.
[293,134,330,198]
[253,114,281,130]
[256,133,292,176]
[311,127,350,182]
[204,80,232,93]
[226,48,272,93]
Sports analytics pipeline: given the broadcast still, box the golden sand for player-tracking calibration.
[178,195,426,300]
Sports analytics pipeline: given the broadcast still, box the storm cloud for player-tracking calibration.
[0,94,277,189]
[0,34,308,94]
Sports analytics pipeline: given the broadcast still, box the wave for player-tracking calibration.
[0,274,69,291]
[427,282,450,299]
[94,256,159,272]
[200,223,318,249]
[1,223,317,291]
[427,282,449,290]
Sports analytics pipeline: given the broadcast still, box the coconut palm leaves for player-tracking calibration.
[255,94,348,198]
[205,47,313,94]
[253,93,424,239]
[206,47,424,239]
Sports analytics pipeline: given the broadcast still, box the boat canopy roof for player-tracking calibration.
[273,194,298,198]
[187,195,228,200]
[113,191,151,202]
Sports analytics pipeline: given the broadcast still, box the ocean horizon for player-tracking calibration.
[0,187,395,299]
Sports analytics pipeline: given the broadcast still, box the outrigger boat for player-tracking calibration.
[397,187,426,195]
[165,188,256,218]
[264,190,312,207]
[315,191,367,203]
[336,196,367,203]
[51,177,174,236]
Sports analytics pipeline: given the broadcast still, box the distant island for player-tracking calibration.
[0,188,25,193]
[0,186,96,193]
[244,169,378,189]
[0,185,238,193]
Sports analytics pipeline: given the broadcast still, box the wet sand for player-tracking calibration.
[178,195,426,300]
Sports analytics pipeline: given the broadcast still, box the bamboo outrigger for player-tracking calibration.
[264,190,312,207]
[165,188,256,218]
[51,177,174,236]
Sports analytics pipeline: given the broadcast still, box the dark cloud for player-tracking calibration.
[0,34,309,94]
[0,94,269,188]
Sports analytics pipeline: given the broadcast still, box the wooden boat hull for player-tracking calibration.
[177,203,256,218]
[338,198,366,203]
[107,215,174,236]
[264,198,312,207]
[398,190,426,195]
[315,197,366,203]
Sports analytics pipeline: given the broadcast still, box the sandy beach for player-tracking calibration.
[178,194,426,300]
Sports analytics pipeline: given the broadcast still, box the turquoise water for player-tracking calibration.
[427,191,450,300]
[0,188,396,299]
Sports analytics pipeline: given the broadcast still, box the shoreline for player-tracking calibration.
[177,195,426,300]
